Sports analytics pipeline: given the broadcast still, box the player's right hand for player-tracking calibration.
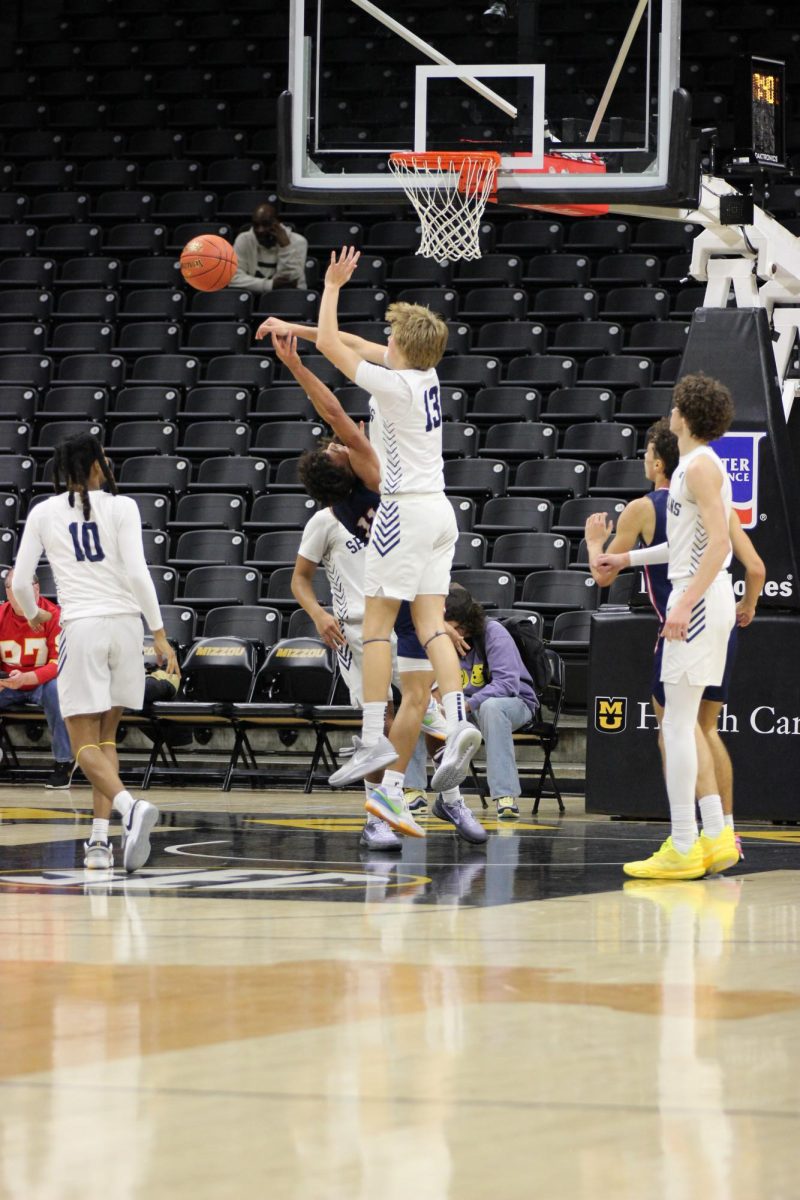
[255,316,292,341]
[315,612,346,650]
[271,332,301,368]
[28,608,52,632]
[153,630,180,679]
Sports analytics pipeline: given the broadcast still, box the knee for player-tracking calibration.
[41,679,60,707]
[475,698,505,733]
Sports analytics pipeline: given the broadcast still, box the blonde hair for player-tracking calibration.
[385,301,448,369]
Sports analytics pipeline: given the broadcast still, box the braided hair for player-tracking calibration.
[53,434,116,521]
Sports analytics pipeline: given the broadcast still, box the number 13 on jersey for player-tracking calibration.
[423,385,442,432]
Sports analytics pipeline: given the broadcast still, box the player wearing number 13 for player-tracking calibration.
[12,434,180,873]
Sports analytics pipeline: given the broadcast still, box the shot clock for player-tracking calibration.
[732,55,787,170]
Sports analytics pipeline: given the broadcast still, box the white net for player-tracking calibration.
[387,152,500,261]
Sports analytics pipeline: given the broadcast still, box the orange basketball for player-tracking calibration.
[179,234,238,292]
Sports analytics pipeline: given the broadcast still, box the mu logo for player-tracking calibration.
[595,696,627,733]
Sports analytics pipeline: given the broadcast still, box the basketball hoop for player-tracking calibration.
[388,151,501,261]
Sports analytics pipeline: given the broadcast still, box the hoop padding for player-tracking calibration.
[388,151,500,261]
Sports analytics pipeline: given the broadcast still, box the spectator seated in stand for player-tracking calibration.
[230,200,308,293]
[444,584,539,822]
[0,568,74,788]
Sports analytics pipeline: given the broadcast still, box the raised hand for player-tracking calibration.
[255,316,292,341]
[585,512,613,545]
[324,246,360,289]
[271,331,301,369]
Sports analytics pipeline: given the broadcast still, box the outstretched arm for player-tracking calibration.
[255,316,388,364]
[316,247,366,383]
[271,333,380,492]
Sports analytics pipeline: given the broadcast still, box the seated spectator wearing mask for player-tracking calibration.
[444,586,539,821]
[230,201,308,293]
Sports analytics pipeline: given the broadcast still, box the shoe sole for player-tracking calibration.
[497,809,520,820]
[703,850,740,875]
[431,800,487,845]
[123,804,158,873]
[430,727,483,792]
[623,862,706,880]
[84,860,114,870]
[359,833,403,851]
[364,796,425,838]
[421,726,447,742]
[328,744,399,788]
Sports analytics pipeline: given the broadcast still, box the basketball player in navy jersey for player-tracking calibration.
[274,331,487,846]
[586,417,765,865]
[597,375,742,879]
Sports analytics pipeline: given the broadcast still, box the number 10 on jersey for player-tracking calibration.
[69,521,105,562]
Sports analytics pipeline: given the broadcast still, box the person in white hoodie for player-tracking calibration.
[229,201,308,293]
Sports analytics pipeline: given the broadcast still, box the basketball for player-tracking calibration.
[179,234,238,292]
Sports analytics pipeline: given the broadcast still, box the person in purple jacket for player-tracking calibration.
[444,586,539,819]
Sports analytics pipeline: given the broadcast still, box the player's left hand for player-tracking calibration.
[0,670,34,691]
[255,316,293,341]
[28,608,52,632]
[153,630,180,680]
[324,246,360,288]
[736,600,756,627]
[444,621,469,657]
[595,551,627,573]
[663,597,692,641]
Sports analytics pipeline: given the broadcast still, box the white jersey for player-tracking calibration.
[298,509,366,632]
[355,359,444,495]
[13,490,163,631]
[666,444,733,583]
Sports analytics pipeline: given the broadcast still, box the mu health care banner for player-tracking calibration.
[585,611,800,820]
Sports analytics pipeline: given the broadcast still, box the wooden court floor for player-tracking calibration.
[0,785,798,1200]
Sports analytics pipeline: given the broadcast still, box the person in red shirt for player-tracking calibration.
[0,568,74,788]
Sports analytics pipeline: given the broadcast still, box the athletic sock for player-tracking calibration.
[381,769,405,792]
[723,814,735,830]
[442,690,467,736]
[361,701,387,746]
[441,787,461,805]
[112,790,135,819]
[699,794,725,839]
[91,818,109,844]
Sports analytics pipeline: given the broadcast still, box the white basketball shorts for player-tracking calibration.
[364,492,457,601]
[335,623,402,707]
[661,574,736,689]
[57,615,146,718]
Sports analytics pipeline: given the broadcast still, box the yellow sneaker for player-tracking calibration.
[623,836,706,880]
[699,826,740,874]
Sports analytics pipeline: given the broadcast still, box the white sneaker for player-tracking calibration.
[420,697,447,742]
[359,814,403,851]
[328,734,398,787]
[365,785,426,838]
[84,840,114,870]
[122,799,159,873]
[430,721,483,792]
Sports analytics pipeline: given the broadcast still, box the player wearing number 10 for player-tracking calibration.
[12,434,180,873]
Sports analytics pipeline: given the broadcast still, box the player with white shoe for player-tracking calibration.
[12,434,179,873]
[277,333,485,846]
[258,248,482,838]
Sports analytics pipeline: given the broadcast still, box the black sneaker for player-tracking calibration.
[45,761,76,790]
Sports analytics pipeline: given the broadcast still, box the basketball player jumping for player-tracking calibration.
[257,247,481,836]
[277,331,487,845]
[596,374,739,879]
[586,416,765,865]
[12,434,179,872]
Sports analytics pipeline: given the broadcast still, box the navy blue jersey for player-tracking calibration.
[643,488,671,623]
[332,479,379,548]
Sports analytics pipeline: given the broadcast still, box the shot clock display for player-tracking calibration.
[733,55,786,169]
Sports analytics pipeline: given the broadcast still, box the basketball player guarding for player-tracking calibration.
[597,375,738,879]
[258,247,481,836]
[12,434,179,872]
[586,417,764,864]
